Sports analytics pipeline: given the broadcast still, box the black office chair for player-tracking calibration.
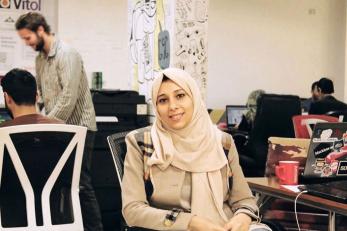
[108,129,282,231]
[107,130,153,231]
[0,124,86,231]
[326,110,347,122]
[236,94,302,177]
[107,130,131,188]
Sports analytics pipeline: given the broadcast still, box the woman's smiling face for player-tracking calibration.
[156,79,193,130]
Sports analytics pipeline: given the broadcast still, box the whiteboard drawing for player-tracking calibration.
[129,0,157,99]
[174,0,208,99]
[128,0,208,101]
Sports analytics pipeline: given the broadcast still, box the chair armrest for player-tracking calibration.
[232,131,249,154]
[232,131,249,139]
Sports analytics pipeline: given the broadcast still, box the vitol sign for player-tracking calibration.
[0,0,41,11]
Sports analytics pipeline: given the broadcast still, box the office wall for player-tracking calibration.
[57,0,129,90]
[208,0,346,108]
[57,0,346,108]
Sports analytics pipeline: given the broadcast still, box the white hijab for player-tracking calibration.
[149,68,227,172]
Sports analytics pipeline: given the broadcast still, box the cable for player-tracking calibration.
[294,190,308,231]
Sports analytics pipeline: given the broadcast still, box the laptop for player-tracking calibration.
[302,122,347,179]
[225,105,246,128]
[299,122,347,203]
[299,180,347,203]
[0,108,11,124]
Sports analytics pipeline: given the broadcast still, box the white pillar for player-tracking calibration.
[345,0,347,102]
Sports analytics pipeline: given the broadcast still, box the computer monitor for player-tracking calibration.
[0,108,11,124]
[300,97,310,113]
[226,105,247,128]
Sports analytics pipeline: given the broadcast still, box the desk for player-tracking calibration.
[247,177,347,231]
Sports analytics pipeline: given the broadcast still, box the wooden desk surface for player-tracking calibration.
[247,177,347,216]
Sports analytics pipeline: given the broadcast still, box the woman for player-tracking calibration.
[122,68,271,231]
[238,90,265,132]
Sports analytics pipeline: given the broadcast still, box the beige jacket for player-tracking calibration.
[122,127,258,230]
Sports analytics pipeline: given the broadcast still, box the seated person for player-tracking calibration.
[301,81,319,112]
[0,68,65,226]
[237,89,265,132]
[122,68,271,231]
[309,77,347,115]
[0,68,63,126]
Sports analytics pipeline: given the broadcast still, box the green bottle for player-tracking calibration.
[92,72,103,89]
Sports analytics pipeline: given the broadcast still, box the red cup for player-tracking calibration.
[275,161,299,185]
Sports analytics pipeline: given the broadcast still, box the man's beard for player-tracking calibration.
[35,33,45,52]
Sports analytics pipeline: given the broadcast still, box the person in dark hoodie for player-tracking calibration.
[309,77,347,115]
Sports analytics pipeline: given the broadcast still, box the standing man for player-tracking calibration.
[15,12,103,231]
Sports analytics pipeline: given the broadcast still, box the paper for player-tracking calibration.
[280,185,303,193]
[95,116,118,122]
[137,104,148,115]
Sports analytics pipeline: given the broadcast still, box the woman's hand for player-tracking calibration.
[188,216,226,231]
[224,213,252,231]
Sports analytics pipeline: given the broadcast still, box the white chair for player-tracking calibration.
[0,124,86,231]
[292,115,339,138]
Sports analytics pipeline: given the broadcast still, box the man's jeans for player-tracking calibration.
[80,131,103,231]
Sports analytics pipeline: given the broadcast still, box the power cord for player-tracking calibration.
[294,190,308,231]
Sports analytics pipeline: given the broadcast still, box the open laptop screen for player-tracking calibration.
[0,108,11,124]
[226,105,247,127]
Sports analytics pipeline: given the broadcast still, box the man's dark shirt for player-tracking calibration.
[309,95,347,115]
[301,97,314,113]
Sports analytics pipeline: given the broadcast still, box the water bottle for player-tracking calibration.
[92,72,103,89]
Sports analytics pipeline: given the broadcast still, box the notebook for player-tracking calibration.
[225,105,246,128]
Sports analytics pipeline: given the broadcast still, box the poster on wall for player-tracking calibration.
[128,0,174,102]
[0,0,58,76]
[173,0,208,100]
[128,0,208,102]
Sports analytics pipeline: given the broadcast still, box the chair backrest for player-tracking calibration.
[292,115,339,138]
[326,110,347,122]
[247,94,302,175]
[0,124,86,231]
[107,130,132,189]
